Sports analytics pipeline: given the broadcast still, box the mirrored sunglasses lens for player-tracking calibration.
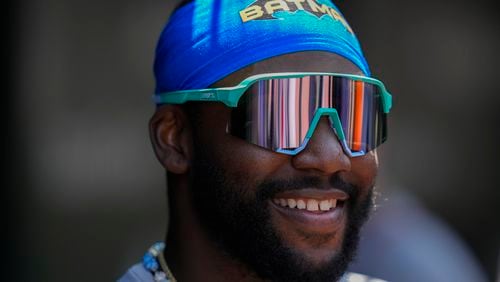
[231,77,315,151]
[230,76,387,154]
[334,79,387,153]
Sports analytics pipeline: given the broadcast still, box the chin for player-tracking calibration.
[281,229,346,266]
[301,248,341,268]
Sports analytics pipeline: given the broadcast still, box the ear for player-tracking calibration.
[149,105,192,174]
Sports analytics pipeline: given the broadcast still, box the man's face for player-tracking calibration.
[187,52,378,281]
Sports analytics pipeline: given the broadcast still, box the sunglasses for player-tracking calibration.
[154,72,392,157]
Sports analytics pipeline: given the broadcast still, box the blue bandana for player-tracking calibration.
[154,0,371,93]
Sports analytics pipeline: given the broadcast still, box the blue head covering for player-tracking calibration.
[154,0,370,93]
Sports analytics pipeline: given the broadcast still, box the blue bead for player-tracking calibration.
[142,253,159,271]
[153,242,165,251]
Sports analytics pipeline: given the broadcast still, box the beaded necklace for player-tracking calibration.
[140,242,385,282]
[142,242,177,282]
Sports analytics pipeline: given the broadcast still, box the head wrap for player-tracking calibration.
[154,0,370,93]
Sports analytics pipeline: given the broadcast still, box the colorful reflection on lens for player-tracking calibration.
[230,76,387,155]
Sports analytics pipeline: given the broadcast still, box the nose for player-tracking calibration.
[291,117,351,175]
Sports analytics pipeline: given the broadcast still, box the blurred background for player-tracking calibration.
[6,0,500,281]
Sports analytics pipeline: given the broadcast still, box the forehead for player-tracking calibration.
[212,51,363,88]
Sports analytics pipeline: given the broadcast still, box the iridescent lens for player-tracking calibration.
[230,76,387,155]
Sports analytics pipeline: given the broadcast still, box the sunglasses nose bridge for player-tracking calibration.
[308,108,345,142]
[289,108,353,172]
[276,108,345,156]
[303,108,358,157]
[286,107,366,158]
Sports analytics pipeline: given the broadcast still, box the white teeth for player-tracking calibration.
[273,198,340,211]
[320,200,332,211]
[297,199,306,210]
[279,199,287,207]
[306,199,319,211]
[330,199,337,208]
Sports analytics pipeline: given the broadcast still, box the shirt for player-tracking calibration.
[118,263,386,282]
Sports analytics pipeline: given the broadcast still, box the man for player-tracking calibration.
[120,0,392,281]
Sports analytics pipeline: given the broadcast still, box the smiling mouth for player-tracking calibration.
[272,188,349,212]
[269,188,349,230]
[272,198,344,212]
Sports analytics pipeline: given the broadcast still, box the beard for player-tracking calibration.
[189,148,373,282]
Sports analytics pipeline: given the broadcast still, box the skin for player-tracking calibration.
[150,51,379,282]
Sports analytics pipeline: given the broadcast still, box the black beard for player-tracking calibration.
[190,150,373,282]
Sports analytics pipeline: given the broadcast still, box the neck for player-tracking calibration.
[165,177,264,282]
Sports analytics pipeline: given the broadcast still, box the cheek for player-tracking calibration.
[346,151,378,194]
[195,105,287,191]
[213,137,288,192]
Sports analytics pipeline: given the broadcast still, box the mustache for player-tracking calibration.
[256,173,359,201]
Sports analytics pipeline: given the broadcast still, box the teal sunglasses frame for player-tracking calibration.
[154,72,393,157]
